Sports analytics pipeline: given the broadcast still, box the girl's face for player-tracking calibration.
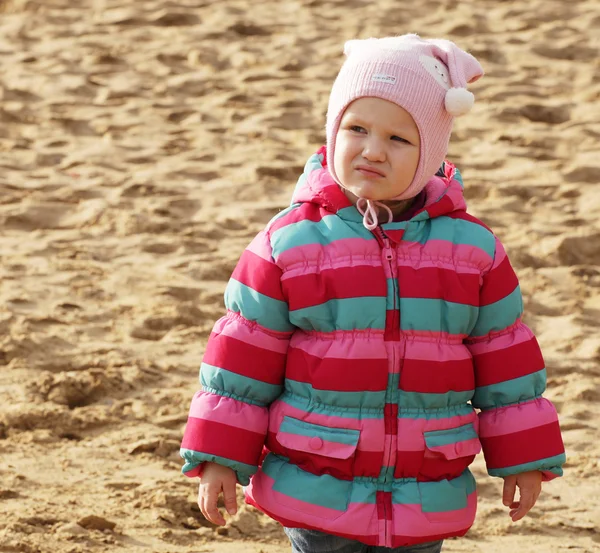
[333,97,420,203]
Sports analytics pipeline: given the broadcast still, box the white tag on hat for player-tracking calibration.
[372,73,396,84]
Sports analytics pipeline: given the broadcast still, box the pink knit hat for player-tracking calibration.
[326,34,484,201]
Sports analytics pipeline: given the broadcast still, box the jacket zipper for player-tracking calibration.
[377,227,398,547]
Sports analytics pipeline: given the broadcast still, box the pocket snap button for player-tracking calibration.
[309,437,323,450]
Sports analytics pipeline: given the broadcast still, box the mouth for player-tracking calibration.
[355,165,385,178]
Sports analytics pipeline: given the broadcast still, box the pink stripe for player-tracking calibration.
[400,239,492,271]
[277,238,381,270]
[290,332,388,360]
[397,414,479,452]
[393,493,476,536]
[215,313,290,353]
[269,400,384,452]
[281,254,383,280]
[276,432,356,459]
[245,230,273,261]
[466,321,532,355]
[404,339,471,362]
[188,390,267,433]
[247,470,379,536]
[478,398,559,438]
[397,257,481,275]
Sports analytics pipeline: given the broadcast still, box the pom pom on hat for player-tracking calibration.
[445,87,475,116]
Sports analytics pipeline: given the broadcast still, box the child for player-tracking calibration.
[180,34,566,552]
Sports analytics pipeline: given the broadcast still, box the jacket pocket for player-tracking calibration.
[420,423,481,481]
[276,416,360,459]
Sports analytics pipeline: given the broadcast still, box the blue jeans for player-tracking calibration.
[284,528,443,553]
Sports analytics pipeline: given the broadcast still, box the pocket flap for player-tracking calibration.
[424,423,482,460]
[276,416,360,460]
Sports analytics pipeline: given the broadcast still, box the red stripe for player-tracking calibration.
[445,210,493,232]
[384,309,400,341]
[481,421,564,470]
[480,254,519,306]
[203,333,286,385]
[376,491,387,520]
[265,431,354,481]
[354,450,383,477]
[283,266,386,311]
[384,403,398,434]
[397,266,480,305]
[472,336,545,387]
[400,358,475,393]
[231,249,285,301]
[286,347,388,391]
[425,195,456,220]
[182,418,264,466]
[394,450,476,481]
[269,203,326,235]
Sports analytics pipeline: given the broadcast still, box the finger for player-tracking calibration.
[511,490,535,522]
[203,484,226,526]
[222,477,238,516]
[502,476,517,507]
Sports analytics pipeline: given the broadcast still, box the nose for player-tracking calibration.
[362,135,386,163]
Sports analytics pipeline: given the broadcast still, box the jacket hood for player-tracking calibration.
[291,146,467,224]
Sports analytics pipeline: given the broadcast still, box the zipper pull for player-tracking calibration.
[383,237,393,261]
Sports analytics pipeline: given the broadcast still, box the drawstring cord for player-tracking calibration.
[356,198,393,230]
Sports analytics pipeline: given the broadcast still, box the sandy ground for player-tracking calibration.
[0,0,599,551]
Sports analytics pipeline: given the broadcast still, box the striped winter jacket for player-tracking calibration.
[181,147,566,547]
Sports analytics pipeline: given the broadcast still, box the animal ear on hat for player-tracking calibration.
[343,38,378,56]
[429,39,484,116]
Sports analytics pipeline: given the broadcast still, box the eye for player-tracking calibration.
[349,125,366,133]
[391,135,409,143]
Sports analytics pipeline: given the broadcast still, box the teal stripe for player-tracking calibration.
[279,393,384,419]
[280,416,360,446]
[387,372,400,403]
[398,389,473,410]
[453,166,464,188]
[225,278,294,333]
[424,423,478,448]
[201,363,282,406]
[488,453,566,478]
[403,217,495,258]
[470,285,523,337]
[290,297,386,332]
[263,454,475,509]
[285,379,386,409]
[271,215,369,254]
[336,205,370,224]
[280,392,477,420]
[473,370,546,410]
[386,279,396,310]
[180,449,256,486]
[263,454,352,510]
[399,298,478,334]
[418,470,475,513]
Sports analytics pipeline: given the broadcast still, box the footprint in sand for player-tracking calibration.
[519,104,571,125]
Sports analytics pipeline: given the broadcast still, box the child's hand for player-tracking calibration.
[198,462,238,526]
[502,470,543,522]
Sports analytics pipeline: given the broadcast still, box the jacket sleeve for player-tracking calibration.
[180,229,294,485]
[466,237,566,480]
